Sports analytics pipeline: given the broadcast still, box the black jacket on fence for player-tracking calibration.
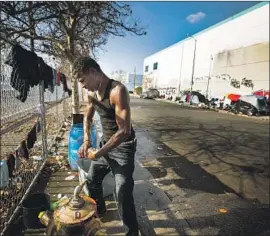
[5,44,54,102]
[5,44,40,102]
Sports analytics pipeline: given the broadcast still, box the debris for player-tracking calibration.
[149,187,153,195]
[57,193,62,199]
[58,143,68,147]
[55,155,64,161]
[157,146,163,150]
[219,208,228,213]
[32,156,43,161]
[65,175,75,181]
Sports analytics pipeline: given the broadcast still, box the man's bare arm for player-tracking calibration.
[95,85,131,158]
[84,95,95,143]
[78,95,96,158]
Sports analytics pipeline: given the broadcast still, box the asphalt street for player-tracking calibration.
[130,96,270,236]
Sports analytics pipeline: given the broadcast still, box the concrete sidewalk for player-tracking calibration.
[19,120,195,236]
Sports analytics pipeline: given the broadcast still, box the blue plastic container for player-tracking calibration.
[68,123,97,170]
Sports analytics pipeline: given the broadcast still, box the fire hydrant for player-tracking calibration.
[39,180,104,236]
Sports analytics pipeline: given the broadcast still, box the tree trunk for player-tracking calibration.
[67,18,80,114]
[70,64,80,114]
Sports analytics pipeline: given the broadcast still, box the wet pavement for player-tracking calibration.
[131,96,270,236]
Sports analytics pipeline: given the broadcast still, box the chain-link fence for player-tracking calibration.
[0,45,72,234]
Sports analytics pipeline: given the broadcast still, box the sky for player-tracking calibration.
[97,1,260,76]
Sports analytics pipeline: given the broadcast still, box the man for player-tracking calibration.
[72,57,138,236]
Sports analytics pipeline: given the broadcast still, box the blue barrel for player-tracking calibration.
[68,123,97,170]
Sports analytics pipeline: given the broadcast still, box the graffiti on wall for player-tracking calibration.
[158,87,177,98]
[194,74,254,89]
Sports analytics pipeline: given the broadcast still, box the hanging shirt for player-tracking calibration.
[5,44,41,102]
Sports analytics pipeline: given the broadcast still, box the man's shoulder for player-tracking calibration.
[111,83,128,97]
[87,91,97,103]
[110,83,129,105]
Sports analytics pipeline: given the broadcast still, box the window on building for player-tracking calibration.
[153,62,158,70]
[145,65,149,72]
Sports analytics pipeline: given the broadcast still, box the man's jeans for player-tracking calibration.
[87,138,138,236]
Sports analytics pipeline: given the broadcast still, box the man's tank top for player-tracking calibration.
[92,79,135,142]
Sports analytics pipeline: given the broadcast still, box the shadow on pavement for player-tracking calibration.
[134,115,269,204]
[139,146,270,236]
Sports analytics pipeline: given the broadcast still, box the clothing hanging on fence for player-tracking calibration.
[38,58,54,93]
[5,44,59,102]
[6,154,15,178]
[18,140,29,159]
[60,73,72,96]
[5,44,41,102]
[15,150,21,170]
[52,69,57,88]
[56,70,61,85]
[27,125,37,149]
[0,160,9,188]
[36,120,41,133]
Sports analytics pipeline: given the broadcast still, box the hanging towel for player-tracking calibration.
[18,140,29,159]
[27,126,37,149]
[6,154,16,178]
[0,160,9,188]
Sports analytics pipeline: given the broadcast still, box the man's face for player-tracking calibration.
[77,69,100,92]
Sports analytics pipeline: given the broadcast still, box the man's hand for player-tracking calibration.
[87,148,98,160]
[78,141,91,158]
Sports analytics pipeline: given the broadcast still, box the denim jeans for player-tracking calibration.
[87,138,138,236]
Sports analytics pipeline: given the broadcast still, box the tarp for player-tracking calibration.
[239,95,267,111]
[252,89,269,98]
[226,93,241,102]
[191,95,200,104]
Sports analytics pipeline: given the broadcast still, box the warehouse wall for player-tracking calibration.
[143,2,269,98]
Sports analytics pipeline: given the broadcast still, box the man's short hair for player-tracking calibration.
[72,57,101,78]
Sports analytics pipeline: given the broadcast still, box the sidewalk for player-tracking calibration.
[23,123,126,236]
[18,119,195,236]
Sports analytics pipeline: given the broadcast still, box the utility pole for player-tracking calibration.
[134,66,136,93]
[188,35,197,104]
[176,43,185,97]
[206,55,213,99]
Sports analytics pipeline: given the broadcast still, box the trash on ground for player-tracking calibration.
[149,187,154,195]
[65,175,75,181]
[219,208,228,213]
[32,156,43,161]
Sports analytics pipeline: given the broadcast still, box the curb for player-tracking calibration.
[154,98,270,121]
[130,94,140,98]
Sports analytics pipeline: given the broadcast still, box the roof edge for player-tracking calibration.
[144,2,269,61]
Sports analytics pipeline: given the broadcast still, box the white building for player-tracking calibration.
[143,2,269,99]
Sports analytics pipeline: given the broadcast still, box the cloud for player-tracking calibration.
[186,12,206,24]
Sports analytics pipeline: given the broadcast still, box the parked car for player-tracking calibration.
[140,88,160,99]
